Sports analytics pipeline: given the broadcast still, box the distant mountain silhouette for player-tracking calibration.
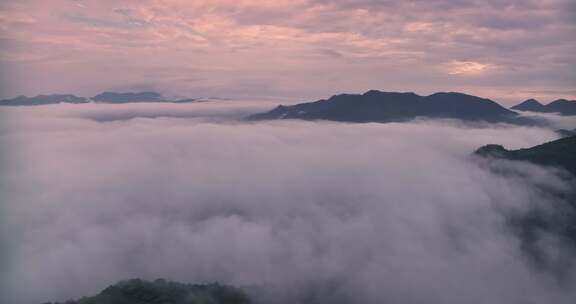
[511,99,546,112]
[0,94,88,106]
[474,135,576,176]
[174,98,200,103]
[248,91,521,123]
[92,91,163,103]
[511,98,576,116]
[0,92,202,106]
[91,92,202,104]
[42,279,252,304]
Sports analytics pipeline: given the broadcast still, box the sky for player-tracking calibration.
[0,0,575,103]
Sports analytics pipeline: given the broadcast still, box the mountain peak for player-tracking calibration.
[363,89,383,96]
[519,98,543,106]
[428,91,473,97]
[511,99,546,112]
[362,90,419,97]
[524,98,541,103]
[474,144,508,157]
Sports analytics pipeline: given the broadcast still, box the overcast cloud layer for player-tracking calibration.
[1,102,576,304]
[0,0,575,103]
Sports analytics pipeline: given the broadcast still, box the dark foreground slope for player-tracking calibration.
[42,279,251,304]
[558,129,576,138]
[248,91,520,124]
[475,136,576,276]
[475,135,576,176]
[511,98,576,116]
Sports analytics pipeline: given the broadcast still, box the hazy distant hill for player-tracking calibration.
[90,92,199,104]
[511,98,576,116]
[248,91,521,123]
[42,279,252,304]
[92,92,164,103]
[0,94,89,106]
[0,92,200,106]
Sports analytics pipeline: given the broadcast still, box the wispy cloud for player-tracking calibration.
[447,60,495,76]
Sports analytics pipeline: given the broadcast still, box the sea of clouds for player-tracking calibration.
[0,101,575,304]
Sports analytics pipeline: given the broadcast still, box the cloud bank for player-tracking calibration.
[1,102,576,304]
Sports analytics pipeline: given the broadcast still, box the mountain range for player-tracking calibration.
[511,98,576,115]
[0,92,201,106]
[248,91,527,124]
[4,89,574,124]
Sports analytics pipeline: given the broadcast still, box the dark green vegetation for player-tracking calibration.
[0,92,199,105]
[248,91,525,124]
[475,135,576,176]
[512,98,576,116]
[558,129,576,138]
[475,136,576,278]
[42,279,252,304]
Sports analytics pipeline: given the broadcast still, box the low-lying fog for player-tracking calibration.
[1,101,575,304]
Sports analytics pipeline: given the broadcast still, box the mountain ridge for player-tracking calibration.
[474,135,576,176]
[511,99,546,112]
[0,92,202,106]
[248,90,522,124]
[474,136,576,275]
[511,98,576,116]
